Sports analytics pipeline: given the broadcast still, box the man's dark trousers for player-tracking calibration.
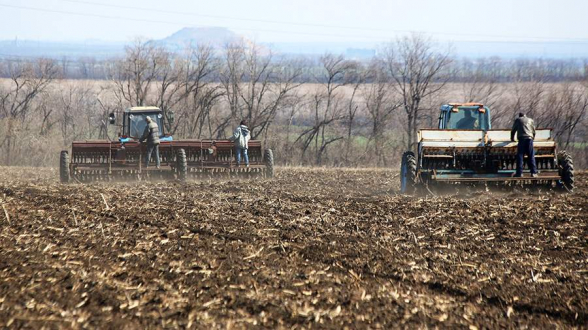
[145,144,160,168]
[516,138,537,176]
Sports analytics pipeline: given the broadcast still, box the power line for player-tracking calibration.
[60,0,409,33]
[55,0,588,42]
[6,1,588,43]
[0,3,395,41]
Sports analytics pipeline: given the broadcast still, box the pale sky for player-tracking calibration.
[1,0,587,43]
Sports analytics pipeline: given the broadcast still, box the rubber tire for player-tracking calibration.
[400,151,417,194]
[557,151,574,191]
[176,148,187,182]
[60,150,70,183]
[264,149,274,178]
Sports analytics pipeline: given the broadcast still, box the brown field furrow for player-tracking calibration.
[0,167,586,329]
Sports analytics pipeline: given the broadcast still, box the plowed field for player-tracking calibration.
[0,167,586,329]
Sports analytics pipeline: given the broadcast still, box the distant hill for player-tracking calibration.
[150,27,241,51]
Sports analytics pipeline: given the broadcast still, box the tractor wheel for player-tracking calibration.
[400,151,417,194]
[264,149,274,178]
[60,150,70,183]
[176,148,187,182]
[557,151,574,191]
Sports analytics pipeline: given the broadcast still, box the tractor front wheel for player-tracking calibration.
[60,150,70,183]
[400,151,417,194]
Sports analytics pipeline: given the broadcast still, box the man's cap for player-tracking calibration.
[146,116,152,122]
[519,112,524,117]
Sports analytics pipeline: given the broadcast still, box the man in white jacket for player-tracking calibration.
[229,120,251,167]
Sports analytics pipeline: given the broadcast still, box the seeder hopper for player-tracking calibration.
[59,107,274,183]
[400,103,574,193]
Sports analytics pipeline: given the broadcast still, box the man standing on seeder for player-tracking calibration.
[230,120,250,167]
[511,112,537,178]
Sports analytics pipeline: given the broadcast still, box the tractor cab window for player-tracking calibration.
[447,108,489,130]
[127,113,163,138]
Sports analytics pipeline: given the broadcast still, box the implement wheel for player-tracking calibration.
[557,151,574,191]
[264,149,274,178]
[60,150,70,183]
[176,148,187,182]
[400,151,417,194]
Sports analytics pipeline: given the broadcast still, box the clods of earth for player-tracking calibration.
[0,167,586,328]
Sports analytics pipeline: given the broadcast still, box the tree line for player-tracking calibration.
[0,34,586,168]
[2,47,587,84]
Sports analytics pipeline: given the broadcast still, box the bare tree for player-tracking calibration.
[37,96,56,136]
[492,65,546,128]
[0,58,58,165]
[219,41,303,140]
[96,91,120,140]
[57,82,97,145]
[363,58,401,166]
[79,56,97,79]
[218,42,245,137]
[109,40,169,108]
[541,83,587,149]
[176,45,224,138]
[152,51,184,133]
[60,56,70,78]
[280,94,305,165]
[383,34,452,150]
[295,54,356,165]
[459,57,501,106]
[343,63,364,164]
[512,65,545,124]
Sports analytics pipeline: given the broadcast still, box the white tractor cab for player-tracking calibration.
[438,103,490,130]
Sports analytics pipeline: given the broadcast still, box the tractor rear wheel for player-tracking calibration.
[557,151,574,191]
[176,148,187,182]
[264,149,274,178]
[400,151,417,194]
[60,150,70,183]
